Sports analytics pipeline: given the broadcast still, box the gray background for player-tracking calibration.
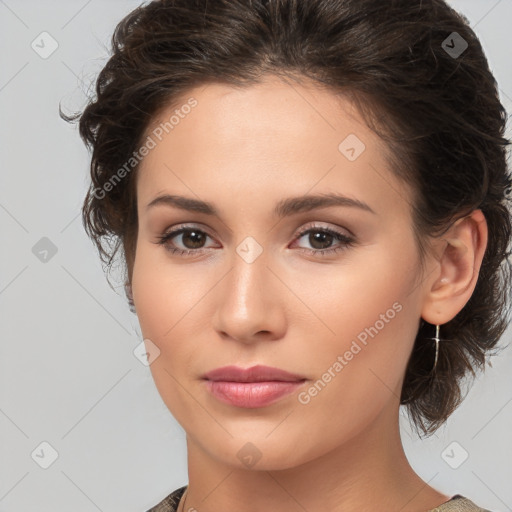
[0,1,511,511]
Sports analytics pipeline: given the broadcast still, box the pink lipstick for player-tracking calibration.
[202,365,307,408]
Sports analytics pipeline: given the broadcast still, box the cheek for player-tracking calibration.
[293,292,418,450]
[297,246,421,404]
[131,245,207,388]
[131,251,194,421]
[131,243,193,336]
[131,246,183,379]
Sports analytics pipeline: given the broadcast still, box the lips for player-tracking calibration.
[202,365,307,408]
[202,364,306,383]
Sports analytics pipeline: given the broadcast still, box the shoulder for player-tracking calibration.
[431,494,494,512]
[145,485,187,512]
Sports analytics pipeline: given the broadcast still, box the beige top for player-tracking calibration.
[146,486,493,511]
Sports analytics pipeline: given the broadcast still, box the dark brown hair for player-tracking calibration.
[60,0,512,437]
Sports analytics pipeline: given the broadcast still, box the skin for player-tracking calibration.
[130,75,488,512]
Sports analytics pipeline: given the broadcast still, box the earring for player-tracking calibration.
[431,324,440,374]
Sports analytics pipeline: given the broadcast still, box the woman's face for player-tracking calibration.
[131,76,430,469]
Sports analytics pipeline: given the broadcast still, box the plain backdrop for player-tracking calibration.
[0,1,511,511]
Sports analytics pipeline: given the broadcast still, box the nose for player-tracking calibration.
[211,246,288,345]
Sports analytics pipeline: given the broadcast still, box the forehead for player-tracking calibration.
[136,76,411,220]
[142,76,370,159]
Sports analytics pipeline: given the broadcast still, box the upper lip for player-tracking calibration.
[202,365,306,382]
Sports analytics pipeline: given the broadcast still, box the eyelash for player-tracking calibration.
[154,223,355,257]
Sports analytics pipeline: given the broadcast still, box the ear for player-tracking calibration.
[421,209,488,325]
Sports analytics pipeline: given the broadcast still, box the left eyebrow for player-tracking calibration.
[274,193,376,217]
[145,192,376,217]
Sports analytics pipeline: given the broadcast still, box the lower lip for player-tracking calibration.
[205,380,306,408]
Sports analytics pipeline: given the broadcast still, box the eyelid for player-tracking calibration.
[158,223,219,247]
[293,221,353,239]
[158,220,352,240]
[289,222,355,255]
[159,222,217,241]
[154,221,356,256]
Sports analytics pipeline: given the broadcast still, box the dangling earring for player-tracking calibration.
[431,324,440,374]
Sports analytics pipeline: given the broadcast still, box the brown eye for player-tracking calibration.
[176,229,208,249]
[293,225,355,256]
[155,226,216,255]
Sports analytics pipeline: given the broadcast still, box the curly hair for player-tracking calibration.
[60,0,512,437]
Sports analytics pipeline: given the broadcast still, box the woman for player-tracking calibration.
[61,0,511,510]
